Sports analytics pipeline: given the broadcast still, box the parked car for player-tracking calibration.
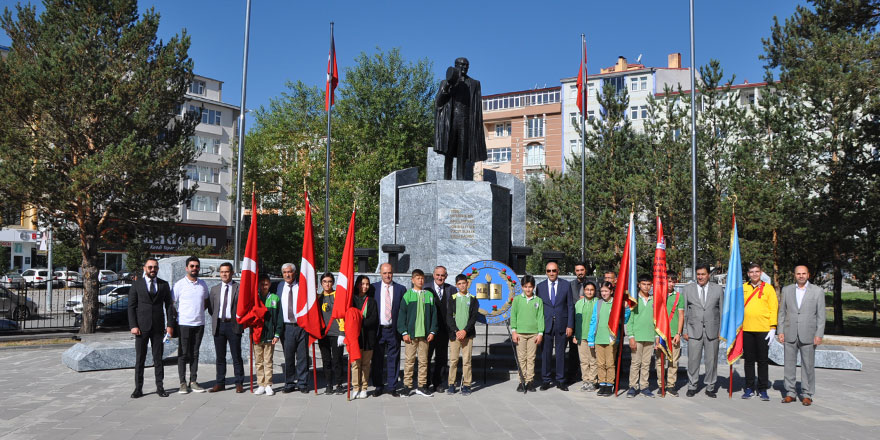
[68,284,131,314]
[98,270,118,284]
[20,268,63,287]
[0,272,25,289]
[74,296,129,328]
[0,286,39,320]
[55,271,82,287]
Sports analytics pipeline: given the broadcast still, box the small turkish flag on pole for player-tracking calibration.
[325,25,338,112]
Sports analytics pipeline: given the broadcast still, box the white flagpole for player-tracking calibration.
[233,0,252,274]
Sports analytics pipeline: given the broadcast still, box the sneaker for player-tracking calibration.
[415,387,434,397]
[324,386,334,395]
[584,382,596,391]
[598,385,611,396]
[400,387,412,397]
[516,383,525,392]
[626,388,638,398]
[640,388,655,398]
[179,383,190,394]
[758,390,770,401]
[189,382,206,393]
[527,383,537,392]
[335,385,346,395]
[358,390,369,399]
[254,386,265,395]
[447,385,457,394]
[461,386,472,396]
[742,388,754,399]
[666,387,679,397]
[265,386,275,396]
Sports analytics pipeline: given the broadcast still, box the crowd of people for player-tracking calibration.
[126,257,825,406]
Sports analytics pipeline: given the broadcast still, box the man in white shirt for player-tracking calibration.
[173,256,210,394]
[278,262,310,394]
[778,265,825,406]
[208,262,244,393]
[371,263,406,397]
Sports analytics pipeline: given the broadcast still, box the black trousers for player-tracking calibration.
[428,332,449,388]
[214,321,245,385]
[318,336,345,387]
[178,325,204,384]
[566,339,581,383]
[743,330,770,391]
[134,327,165,391]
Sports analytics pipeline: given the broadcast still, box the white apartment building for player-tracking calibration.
[560,53,693,172]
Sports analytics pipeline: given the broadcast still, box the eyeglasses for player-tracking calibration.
[546,269,558,273]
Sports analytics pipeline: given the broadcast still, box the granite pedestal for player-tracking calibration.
[680,338,862,370]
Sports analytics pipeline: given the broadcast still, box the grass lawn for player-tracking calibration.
[825,291,880,337]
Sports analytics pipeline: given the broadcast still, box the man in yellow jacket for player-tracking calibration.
[741,262,778,401]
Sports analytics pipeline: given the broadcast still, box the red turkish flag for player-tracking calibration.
[325,32,338,111]
[332,209,356,320]
[576,43,588,115]
[236,192,267,343]
[296,192,322,344]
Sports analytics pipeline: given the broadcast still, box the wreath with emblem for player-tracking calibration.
[465,265,518,317]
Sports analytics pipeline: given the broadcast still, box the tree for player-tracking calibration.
[0,1,197,333]
[763,0,880,333]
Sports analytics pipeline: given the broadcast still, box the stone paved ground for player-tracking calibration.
[1,345,878,439]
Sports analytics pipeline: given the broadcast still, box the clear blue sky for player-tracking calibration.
[2,0,806,124]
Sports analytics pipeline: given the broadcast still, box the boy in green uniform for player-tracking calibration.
[573,281,599,391]
[398,269,438,397]
[588,281,627,396]
[254,274,283,395]
[657,270,685,396]
[510,274,544,392]
[447,274,479,395]
[626,274,657,398]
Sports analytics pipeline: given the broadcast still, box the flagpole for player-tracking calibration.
[233,0,252,274]
[324,22,334,274]
[313,342,318,394]
[580,33,586,263]
[249,331,254,392]
[660,351,666,397]
[689,0,698,280]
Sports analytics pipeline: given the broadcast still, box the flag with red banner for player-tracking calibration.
[652,216,671,356]
[332,209,356,320]
[236,192,267,343]
[608,212,637,337]
[344,306,362,362]
[576,40,588,115]
[296,192,322,344]
[325,29,338,112]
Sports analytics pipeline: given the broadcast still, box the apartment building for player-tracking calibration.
[478,86,563,181]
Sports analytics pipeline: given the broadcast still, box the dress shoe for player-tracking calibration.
[372,387,384,397]
[300,387,310,394]
[131,389,143,399]
[557,384,569,392]
[527,383,538,392]
[156,388,169,398]
[235,384,244,393]
[802,397,812,406]
[390,389,400,398]
[281,386,296,394]
[336,385,346,395]
[705,390,717,398]
[686,389,697,397]
[324,386,335,395]
[540,382,552,391]
[434,385,446,394]
[781,395,796,403]
[209,384,225,393]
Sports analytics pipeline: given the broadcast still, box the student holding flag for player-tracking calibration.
[741,262,778,401]
[625,274,657,398]
[657,270,685,396]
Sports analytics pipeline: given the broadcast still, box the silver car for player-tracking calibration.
[0,286,38,320]
[0,273,25,289]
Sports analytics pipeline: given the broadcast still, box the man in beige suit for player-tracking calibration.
[778,265,825,406]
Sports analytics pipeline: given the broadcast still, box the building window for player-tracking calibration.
[631,106,639,119]
[527,117,544,138]
[187,165,220,184]
[191,106,222,126]
[189,194,219,212]
[569,85,577,98]
[494,122,511,137]
[525,143,545,166]
[483,88,560,112]
[630,76,648,91]
[191,135,220,155]
[640,76,648,91]
[525,169,545,181]
[587,110,595,122]
[588,82,595,96]
[673,128,682,141]
[605,77,626,95]
[486,147,511,163]
[630,77,639,92]
[641,105,648,119]
[189,80,206,95]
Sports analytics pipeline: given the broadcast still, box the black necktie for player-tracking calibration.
[286,283,295,322]
[221,284,229,319]
[149,279,156,300]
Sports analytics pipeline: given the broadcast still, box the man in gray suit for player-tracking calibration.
[682,263,724,398]
[778,265,825,406]
[208,262,245,393]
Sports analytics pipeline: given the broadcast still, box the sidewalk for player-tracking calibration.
[0,345,878,439]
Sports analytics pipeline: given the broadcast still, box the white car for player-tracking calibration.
[98,270,118,283]
[20,268,62,287]
[55,271,82,287]
[67,284,131,314]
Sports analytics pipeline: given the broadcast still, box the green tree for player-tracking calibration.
[124,237,153,275]
[763,0,880,333]
[0,1,197,333]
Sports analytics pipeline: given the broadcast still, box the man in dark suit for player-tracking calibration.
[778,265,825,406]
[682,263,724,398]
[425,265,456,393]
[127,258,175,398]
[566,261,588,385]
[371,262,406,397]
[208,262,245,393]
[537,261,574,391]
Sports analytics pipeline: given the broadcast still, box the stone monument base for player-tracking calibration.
[680,339,861,370]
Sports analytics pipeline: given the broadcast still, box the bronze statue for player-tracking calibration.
[435,58,486,180]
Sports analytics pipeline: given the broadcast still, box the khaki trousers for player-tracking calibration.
[448,337,474,386]
[595,343,617,384]
[253,342,275,387]
[515,333,539,383]
[577,340,598,384]
[403,337,429,388]
[655,340,680,388]
[351,350,373,392]
[629,341,654,389]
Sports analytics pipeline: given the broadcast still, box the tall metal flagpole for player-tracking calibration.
[580,34,586,263]
[324,22,334,274]
[689,0,698,279]
[233,0,252,274]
